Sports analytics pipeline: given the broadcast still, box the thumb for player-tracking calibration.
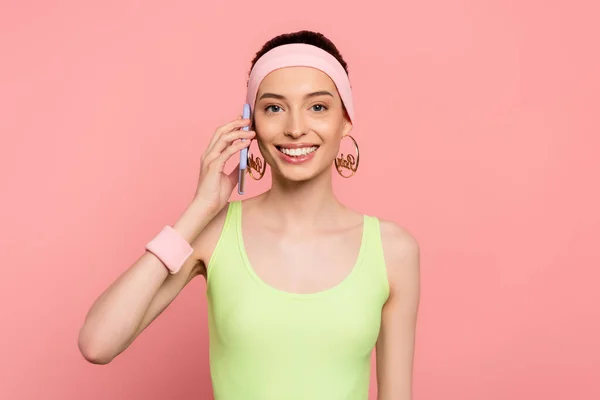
[227,163,241,188]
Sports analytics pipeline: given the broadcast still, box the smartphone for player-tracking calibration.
[237,103,251,195]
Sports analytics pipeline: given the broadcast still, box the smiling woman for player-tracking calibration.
[78,30,420,400]
[260,89,334,165]
[252,64,352,182]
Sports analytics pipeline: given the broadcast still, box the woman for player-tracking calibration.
[78,30,420,400]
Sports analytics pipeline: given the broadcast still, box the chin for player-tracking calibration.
[277,168,323,183]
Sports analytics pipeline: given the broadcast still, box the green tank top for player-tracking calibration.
[206,201,389,400]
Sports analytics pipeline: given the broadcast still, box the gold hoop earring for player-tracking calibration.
[334,135,359,178]
[247,139,266,180]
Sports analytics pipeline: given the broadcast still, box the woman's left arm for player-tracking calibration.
[376,221,421,400]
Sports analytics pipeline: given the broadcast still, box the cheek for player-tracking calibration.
[314,112,345,135]
[319,123,345,146]
[254,117,282,142]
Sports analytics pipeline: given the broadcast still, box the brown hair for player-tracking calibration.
[249,30,349,76]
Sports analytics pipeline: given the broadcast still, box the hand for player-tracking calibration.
[193,115,255,213]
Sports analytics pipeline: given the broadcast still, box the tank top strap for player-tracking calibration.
[359,215,391,301]
[205,200,242,283]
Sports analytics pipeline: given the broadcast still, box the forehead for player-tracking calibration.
[257,66,338,98]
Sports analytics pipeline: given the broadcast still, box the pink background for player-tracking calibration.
[1,1,599,399]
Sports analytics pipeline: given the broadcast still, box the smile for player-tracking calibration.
[274,144,320,164]
[276,146,319,157]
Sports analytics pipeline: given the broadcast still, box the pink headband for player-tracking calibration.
[246,43,355,123]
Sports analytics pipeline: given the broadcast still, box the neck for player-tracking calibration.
[259,168,343,230]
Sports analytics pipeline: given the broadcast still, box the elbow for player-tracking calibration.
[77,327,115,365]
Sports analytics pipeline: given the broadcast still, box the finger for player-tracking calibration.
[210,137,252,173]
[217,116,250,134]
[214,129,255,154]
[204,130,256,165]
[205,118,247,155]
[205,118,251,154]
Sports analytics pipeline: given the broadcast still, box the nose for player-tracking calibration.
[284,110,307,139]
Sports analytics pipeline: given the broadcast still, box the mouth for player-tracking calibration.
[275,144,320,164]
[275,145,319,157]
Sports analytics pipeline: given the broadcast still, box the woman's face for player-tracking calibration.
[253,66,353,182]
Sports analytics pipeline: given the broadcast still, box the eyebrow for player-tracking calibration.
[258,90,334,101]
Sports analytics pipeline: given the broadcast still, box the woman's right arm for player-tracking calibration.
[77,116,256,365]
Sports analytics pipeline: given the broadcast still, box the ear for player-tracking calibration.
[342,118,353,137]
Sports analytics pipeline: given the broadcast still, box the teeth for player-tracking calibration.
[279,146,318,157]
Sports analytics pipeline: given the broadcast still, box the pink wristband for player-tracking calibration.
[145,226,193,274]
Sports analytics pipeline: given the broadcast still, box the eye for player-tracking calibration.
[265,105,282,113]
[311,104,328,112]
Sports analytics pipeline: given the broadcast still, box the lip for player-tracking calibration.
[274,144,319,165]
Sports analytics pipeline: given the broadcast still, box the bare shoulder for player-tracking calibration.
[378,219,420,290]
